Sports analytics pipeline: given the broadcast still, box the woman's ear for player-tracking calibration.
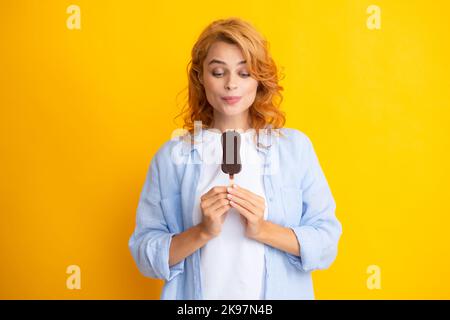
[198,71,204,85]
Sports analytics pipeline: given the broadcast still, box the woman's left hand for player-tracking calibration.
[226,184,266,239]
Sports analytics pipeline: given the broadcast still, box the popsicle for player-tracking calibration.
[221,130,242,186]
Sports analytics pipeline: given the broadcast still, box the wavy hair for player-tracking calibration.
[175,17,286,142]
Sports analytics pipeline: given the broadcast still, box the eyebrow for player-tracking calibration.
[208,59,247,66]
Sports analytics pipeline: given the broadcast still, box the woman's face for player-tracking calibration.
[201,41,259,119]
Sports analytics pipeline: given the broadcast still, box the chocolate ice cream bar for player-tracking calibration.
[221,130,242,181]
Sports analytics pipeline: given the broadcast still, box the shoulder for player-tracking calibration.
[144,136,186,195]
[153,138,178,161]
[278,127,313,149]
[150,131,197,172]
[275,127,317,169]
[151,137,183,168]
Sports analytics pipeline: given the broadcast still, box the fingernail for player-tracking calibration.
[233,184,237,188]
[227,187,232,192]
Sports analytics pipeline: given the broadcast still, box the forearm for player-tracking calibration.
[253,221,300,257]
[169,224,213,267]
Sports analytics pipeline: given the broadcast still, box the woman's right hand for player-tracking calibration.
[199,186,231,238]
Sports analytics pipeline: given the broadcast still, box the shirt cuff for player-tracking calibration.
[154,232,185,281]
[286,225,320,272]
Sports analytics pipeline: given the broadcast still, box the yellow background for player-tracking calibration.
[1,0,449,299]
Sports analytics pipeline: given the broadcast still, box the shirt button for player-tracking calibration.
[269,197,273,202]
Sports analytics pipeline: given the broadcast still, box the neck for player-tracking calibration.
[211,110,251,133]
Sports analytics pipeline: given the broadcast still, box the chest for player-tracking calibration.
[162,146,304,235]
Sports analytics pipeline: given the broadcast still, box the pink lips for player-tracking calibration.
[221,96,241,105]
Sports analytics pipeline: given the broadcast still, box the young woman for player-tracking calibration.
[129,18,342,300]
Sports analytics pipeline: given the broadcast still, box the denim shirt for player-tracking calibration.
[128,127,342,299]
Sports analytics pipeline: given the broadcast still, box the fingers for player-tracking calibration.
[202,192,228,209]
[216,203,231,216]
[201,186,228,202]
[208,198,231,214]
[229,200,254,221]
[227,186,265,212]
[228,185,265,206]
[227,192,258,214]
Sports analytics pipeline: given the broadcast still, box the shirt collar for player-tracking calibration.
[180,127,275,160]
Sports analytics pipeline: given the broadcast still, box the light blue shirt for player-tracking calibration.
[128,127,342,299]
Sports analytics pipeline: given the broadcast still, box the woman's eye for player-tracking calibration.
[212,72,250,78]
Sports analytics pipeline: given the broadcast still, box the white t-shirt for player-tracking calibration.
[192,128,268,300]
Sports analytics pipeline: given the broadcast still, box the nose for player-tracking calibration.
[224,75,238,91]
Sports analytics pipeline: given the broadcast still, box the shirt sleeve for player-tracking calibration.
[285,135,343,272]
[128,154,185,281]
